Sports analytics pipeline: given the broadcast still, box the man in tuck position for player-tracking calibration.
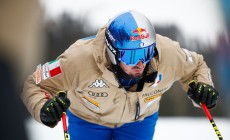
[22,10,219,140]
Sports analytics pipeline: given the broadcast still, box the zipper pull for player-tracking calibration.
[135,99,140,121]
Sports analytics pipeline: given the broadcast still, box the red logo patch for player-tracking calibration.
[132,27,146,34]
[130,27,149,41]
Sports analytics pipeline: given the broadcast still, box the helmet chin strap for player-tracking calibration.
[112,61,151,91]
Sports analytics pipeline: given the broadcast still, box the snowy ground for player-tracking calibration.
[26,117,230,140]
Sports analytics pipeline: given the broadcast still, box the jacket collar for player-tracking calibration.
[91,24,120,86]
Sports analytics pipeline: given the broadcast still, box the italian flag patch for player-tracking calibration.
[48,59,62,77]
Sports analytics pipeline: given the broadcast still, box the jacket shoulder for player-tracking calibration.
[57,38,97,71]
[156,34,183,64]
[156,34,180,50]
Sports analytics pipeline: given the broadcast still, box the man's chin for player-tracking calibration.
[130,73,142,78]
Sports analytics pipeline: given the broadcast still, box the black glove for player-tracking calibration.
[187,81,219,109]
[40,91,70,126]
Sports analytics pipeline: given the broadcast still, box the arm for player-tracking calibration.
[155,35,218,108]
[175,46,218,108]
[21,44,77,126]
[178,47,214,91]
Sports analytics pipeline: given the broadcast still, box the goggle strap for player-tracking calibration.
[105,32,121,65]
[105,30,118,54]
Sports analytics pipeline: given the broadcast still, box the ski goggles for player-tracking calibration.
[117,43,155,66]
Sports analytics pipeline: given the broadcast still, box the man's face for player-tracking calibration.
[119,61,146,78]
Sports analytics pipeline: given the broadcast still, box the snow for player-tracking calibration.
[25,117,230,140]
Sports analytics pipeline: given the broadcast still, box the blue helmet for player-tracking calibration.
[105,10,156,66]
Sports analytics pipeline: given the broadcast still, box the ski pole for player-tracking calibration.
[201,104,223,140]
[62,112,69,140]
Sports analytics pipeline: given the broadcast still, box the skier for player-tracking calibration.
[22,10,219,140]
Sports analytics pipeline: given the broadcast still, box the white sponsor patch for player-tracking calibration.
[182,48,193,62]
[208,69,214,87]
[82,96,100,110]
[89,79,109,88]
[144,93,163,103]
[42,63,50,80]
[35,64,42,84]
[146,96,161,108]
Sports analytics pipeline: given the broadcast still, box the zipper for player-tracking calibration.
[134,99,140,121]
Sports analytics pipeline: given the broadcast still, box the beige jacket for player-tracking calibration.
[22,25,214,128]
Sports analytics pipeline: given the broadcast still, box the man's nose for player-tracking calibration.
[135,61,144,68]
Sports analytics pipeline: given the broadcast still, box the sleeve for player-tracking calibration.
[173,44,214,107]
[175,45,214,91]
[21,44,77,125]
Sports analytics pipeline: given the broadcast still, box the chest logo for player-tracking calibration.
[89,79,109,88]
[144,93,163,103]
[151,73,162,87]
[82,96,100,110]
[88,91,108,97]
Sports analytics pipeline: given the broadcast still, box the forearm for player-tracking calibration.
[180,52,214,91]
[21,75,52,124]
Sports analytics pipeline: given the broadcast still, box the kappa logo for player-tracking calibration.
[89,79,109,88]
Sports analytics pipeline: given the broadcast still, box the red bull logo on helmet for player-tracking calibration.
[132,27,146,34]
[130,27,149,41]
